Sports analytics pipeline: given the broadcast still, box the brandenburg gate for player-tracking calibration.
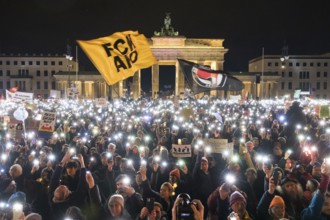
[55,14,279,99]
[54,14,227,99]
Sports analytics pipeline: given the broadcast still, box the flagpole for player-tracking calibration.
[261,47,264,100]
[76,45,78,83]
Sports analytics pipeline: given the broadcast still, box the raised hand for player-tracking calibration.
[86,171,95,189]
[268,176,276,194]
[262,163,273,179]
[77,154,85,168]
[191,199,204,220]
[140,165,147,181]
[321,160,330,176]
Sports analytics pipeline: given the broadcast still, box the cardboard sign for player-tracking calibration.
[293,90,301,99]
[38,111,56,132]
[171,144,192,158]
[203,138,233,156]
[67,87,79,99]
[229,95,241,102]
[320,105,330,118]
[95,98,108,107]
[180,108,194,121]
[50,90,61,99]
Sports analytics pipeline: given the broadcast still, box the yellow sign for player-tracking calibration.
[180,108,194,121]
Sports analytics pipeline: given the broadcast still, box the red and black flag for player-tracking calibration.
[178,59,244,94]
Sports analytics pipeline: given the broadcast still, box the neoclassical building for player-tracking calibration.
[0,53,78,98]
[249,53,330,99]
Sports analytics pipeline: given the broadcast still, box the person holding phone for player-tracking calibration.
[137,201,167,220]
[114,174,144,219]
[49,152,87,220]
[140,164,174,219]
[301,160,330,220]
[257,176,293,219]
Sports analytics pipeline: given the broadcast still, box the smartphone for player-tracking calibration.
[146,197,155,212]
[229,212,237,220]
[264,161,272,170]
[272,170,280,186]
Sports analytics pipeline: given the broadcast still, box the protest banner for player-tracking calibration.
[180,108,194,121]
[229,95,242,102]
[320,105,330,118]
[95,98,108,107]
[6,90,34,102]
[50,90,61,99]
[203,138,233,156]
[171,144,192,157]
[66,87,79,99]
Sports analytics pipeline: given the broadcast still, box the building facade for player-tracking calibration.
[0,53,78,98]
[249,53,330,99]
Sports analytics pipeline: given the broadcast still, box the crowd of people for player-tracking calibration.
[0,96,330,220]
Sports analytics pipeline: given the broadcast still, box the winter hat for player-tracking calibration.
[8,191,26,205]
[170,168,180,180]
[229,191,246,207]
[320,134,327,141]
[65,206,86,220]
[273,167,285,177]
[278,137,286,145]
[269,195,285,208]
[201,157,208,163]
[108,194,124,209]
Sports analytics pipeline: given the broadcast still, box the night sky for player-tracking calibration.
[1,0,330,73]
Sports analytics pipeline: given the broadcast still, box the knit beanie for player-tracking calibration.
[229,191,246,207]
[8,191,26,205]
[170,168,180,180]
[201,157,208,163]
[269,195,285,208]
[108,194,124,209]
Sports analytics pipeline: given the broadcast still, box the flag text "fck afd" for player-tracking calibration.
[102,35,138,72]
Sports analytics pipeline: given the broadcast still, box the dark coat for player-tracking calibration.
[49,166,87,220]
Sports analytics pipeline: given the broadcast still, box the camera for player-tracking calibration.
[176,193,196,220]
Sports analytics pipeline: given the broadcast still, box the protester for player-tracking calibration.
[49,152,87,220]
[0,96,329,220]
[301,161,330,219]
[114,174,144,219]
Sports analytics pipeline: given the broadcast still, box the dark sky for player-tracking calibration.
[1,0,330,72]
